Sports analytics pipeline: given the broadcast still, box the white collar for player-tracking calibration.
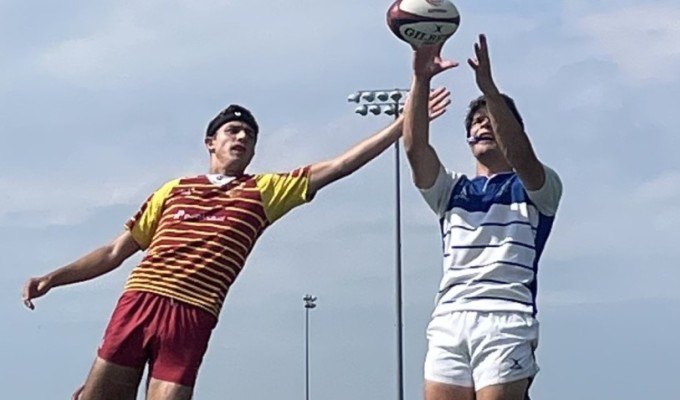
[206,174,237,186]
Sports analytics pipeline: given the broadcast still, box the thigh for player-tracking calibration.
[425,380,475,400]
[470,312,539,393]
[97,291,152,369]
[149,300,217,388]
[424,312,473,388]
[475,379,530,400]
[79,356,144,400]
[147,378,194,400]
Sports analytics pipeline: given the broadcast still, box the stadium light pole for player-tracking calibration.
[347,89,408,400]
[303,294,317,400]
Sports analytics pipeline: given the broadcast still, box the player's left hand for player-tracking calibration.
[468,34,500,96]
[71,384,85,400]
[427,86,451,121]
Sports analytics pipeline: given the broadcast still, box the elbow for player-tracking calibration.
[101,244,125,269]
[104,235,138,269]
[325,159,352,183]
[334,158,353,179]
[505,147,537,171]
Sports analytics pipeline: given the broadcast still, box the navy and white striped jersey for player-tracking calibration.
[420,164,562,317]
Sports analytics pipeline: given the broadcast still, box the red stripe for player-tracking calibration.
[132,260,236,292]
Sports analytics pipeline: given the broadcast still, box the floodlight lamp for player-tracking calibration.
[377,91,389,102]
[354,105,368,116]
[361,91,376,102]
[368,105,381,115]
[383,105,397,116]
[389,90,403,102]
[347,92,361,103]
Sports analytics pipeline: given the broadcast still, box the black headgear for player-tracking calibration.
[206,104,259,138]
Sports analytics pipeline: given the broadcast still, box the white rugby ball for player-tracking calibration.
[386,0,461,47]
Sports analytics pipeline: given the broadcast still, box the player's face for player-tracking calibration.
[468,107,499,158]
[205,121,256,173]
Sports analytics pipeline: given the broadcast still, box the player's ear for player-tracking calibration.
[205,137,215,153]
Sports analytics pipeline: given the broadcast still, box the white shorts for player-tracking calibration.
[424,310,539,390]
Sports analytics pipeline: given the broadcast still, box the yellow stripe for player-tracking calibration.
[155,251,240,277]
[157,226,254,247]
[150,229,250,255]
[139,257,237,285]
[224,215,259,237]
[163,200,266,225]
[130,268,226,294]
[127,272,222,299]
[149,243,244,270]
[133,260,234,290]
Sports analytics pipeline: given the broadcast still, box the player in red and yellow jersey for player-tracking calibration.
[22,91,450,400]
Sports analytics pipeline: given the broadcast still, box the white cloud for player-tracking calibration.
[35,1,395,91]
[0,153,206,226]
[547,169,680,261]
[571,2,680,83]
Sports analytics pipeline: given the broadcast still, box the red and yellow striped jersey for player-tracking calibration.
[123,167,311,317]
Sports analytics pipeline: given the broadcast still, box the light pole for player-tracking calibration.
[303,294,317,400]
[347,89,408,400]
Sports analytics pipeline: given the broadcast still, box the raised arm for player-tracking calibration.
[404,44,459,189]
[22,230,140,310]
[307,87,451,196]
[468,34,544,190]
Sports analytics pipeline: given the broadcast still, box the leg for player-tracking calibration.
[470,312,539,400]
[78,356,144,400]
[424,312,475,400]
[146,378,193,400]
[145,298,217,400]
[78,292,157,399]
[425,380,475,400]
[475,379,530,400]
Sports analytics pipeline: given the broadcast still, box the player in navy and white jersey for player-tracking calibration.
[402,34,563,400]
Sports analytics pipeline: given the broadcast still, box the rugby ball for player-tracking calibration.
[386,0,461,48]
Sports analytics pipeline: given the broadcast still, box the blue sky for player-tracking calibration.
[2,0,679,398]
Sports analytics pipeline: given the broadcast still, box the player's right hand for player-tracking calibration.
[22,276,52,310]
[413,43,459,80]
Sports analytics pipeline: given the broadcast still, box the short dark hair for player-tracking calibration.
[464,94,524,136]
[206,104,259,139]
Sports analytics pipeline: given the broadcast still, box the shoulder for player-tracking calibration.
[254,165,311,180]
[519,165,563,216]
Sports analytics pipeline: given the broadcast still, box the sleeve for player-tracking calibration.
[124,179,179,249]
[525,164,563,216]
[419,166,463,218]
[256,166,311,224]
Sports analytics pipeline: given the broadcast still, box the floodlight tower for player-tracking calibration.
[347,88,409,400]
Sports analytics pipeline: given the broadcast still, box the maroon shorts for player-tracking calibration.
[97,291,217,387]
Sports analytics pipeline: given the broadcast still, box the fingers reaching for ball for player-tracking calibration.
[413,43,459,80]
[427,87,452,121]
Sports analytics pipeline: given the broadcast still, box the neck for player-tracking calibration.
[209,161,244,176]
[475,157,513,177]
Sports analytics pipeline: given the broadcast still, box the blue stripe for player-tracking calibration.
[443,296,534,307]
[529,213,556,316]
[448,260,535,272]
[443,220,536,237]
[450,240,536,250]
[446,174,537,214]
[438,278,531,294]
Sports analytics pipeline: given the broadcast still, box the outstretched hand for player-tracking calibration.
[427,87,451,121]
[413,43,459,80]
[467,34,499,95]
[71,384,85,400]
[22,276,51,310]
